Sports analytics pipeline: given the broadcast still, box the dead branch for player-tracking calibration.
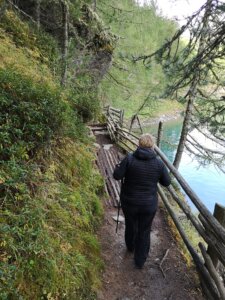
[159,248,170,278]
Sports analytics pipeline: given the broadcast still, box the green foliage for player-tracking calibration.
[0,140,104,299]
[69,86,100,122]
[195,96,225,137]
[0,2,111,121]
[99,0,178,116]
[0,10,59,68]
[0,67,73,161]
[0,4,106,298]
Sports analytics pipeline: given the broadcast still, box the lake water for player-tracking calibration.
[143,118,225,213]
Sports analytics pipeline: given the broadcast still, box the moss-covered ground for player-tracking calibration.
[0,7,105,299]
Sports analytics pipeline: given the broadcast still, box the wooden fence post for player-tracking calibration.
[129,114,135,132]
[136,115,143,133]
[157,121,163,148]
[207,203,225,268]
[120,110,124,128]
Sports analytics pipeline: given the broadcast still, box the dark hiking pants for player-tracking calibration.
[122,203,156,268]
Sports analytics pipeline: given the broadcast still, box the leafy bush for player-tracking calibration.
[0,48,103,300]
[99,0,178,116]
[70,86,101,122]
[0,140,104,299]
[0,10,59,68]
[0,68,76,160]
[0,4,105,299]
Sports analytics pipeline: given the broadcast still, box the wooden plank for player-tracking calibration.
[199,242,225,300]
[198,214,225,266]
[106,150,121,194]
[118,127,140,141]
[104,150,120,206]
[110,112,121,117]
[154,144,225,245]
[167,186,225,266]
[137,115,143,133]
[158,186,220,300]
[117,139,134,152]
[109,107,121,113]
[104,153,120,197]
[107,121,116,141]
[117,131,137,147]
[96,150,113,207]
[90,126,107,131]
[157,121,163,147]
[89,123,107,127]
[120,110,124,127]
[129,114,136,132]
[208,203,225,268]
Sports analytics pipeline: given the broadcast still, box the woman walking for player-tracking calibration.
[113,133,171,269]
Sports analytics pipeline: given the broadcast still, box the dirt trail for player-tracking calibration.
[93,130,204,300]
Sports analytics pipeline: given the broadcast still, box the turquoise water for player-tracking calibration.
[143,118,225,213]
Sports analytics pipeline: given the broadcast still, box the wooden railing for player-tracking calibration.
[104,106,225,300]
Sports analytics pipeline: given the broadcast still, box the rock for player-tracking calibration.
[112,215,125,223]
[103,144,113,150]
[93,143,101,149]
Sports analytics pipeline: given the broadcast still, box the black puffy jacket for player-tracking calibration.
[113,147,171,210]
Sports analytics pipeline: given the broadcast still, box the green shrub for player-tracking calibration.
[0,10,59,68]
[0,141,104,299]
[0,68,77,160]
[70,86,101,122]
[0,4,105,299]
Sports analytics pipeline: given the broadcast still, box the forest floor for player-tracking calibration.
[94,132,204,300]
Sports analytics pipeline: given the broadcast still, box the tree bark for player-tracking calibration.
[0,0,7,19]
[173,90,195,168]
[93,0,97,11]
[199,242,225,300]
[207,203,225,268]
[61,0,69,86]
[173,0,213,169]
[157,121,163,148]
[36,0,41,30]
[158,186,220,300]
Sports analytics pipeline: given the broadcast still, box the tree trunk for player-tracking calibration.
[61,1,69,86]
[173,91,195,169]
[93,0,97,11]
[0,0,7,19]
[173,0,213,169]
[36,0,41,30]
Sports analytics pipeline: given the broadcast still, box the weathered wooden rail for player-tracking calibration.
[104,105,225,300]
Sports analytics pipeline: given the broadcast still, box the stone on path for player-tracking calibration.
[103,144,113,150]
[112,215,125,223]
[93,143,101,149]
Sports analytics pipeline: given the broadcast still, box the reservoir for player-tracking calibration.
[143,118,225,213]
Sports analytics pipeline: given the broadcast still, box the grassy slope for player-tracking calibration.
[0,8,104,300]
[99,0,183,118]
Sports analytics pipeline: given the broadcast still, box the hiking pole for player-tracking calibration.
[116,200,121,233]
[115,158,123,233]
